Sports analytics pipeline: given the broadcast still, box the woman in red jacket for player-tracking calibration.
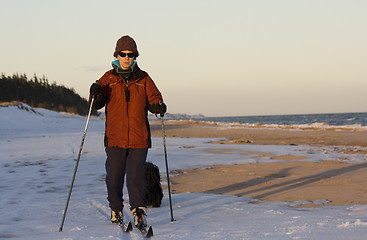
[89,35,166,228]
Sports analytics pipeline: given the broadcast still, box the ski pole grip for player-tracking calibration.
[158,100,164,118]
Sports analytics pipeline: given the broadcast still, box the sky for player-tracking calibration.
[1,0,366,117]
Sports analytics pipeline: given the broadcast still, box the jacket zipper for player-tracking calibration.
[125,82,129,148]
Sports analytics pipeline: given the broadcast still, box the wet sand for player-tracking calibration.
[150,120,367,207]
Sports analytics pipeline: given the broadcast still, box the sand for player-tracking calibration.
[150,120,367,207]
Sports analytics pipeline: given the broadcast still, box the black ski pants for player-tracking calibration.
[105,147,147,212]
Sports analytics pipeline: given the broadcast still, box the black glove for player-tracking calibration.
[90,82,101,96]
[149,101,167,117]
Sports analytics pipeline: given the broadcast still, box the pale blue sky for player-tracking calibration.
[1,0,366,116]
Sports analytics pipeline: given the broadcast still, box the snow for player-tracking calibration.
[1,104,367,239]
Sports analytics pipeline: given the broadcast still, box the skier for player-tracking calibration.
[89,35,166,228]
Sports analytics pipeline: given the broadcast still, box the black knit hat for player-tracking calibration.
[113,35,139,58]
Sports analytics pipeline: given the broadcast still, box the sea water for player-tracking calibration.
[189,112,367,130]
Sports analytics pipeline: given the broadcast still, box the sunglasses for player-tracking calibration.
[118,52,135,58]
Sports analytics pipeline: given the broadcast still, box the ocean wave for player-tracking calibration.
[169,119,367,131]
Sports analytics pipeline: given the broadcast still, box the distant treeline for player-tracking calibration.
[0,73,98,116]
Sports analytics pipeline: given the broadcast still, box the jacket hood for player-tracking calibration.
[111,60,146,82]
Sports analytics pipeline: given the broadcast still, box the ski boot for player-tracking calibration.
[111,210,123,225]
[131,207,147,228]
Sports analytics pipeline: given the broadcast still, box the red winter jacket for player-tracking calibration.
[93,64,163,148]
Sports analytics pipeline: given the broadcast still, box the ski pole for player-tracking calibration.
[59,97,95,232]
[159,107,175,222]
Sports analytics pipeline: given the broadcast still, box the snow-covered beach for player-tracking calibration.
[1,104,367,239]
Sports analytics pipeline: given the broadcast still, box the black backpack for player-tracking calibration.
[145,162,163,207]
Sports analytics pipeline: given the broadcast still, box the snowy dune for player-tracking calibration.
[1,104,367,239]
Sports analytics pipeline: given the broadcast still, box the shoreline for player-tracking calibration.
[150,120,367,207]
[150,119,367,147]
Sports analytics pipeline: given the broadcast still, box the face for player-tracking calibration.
[117,50,135,70]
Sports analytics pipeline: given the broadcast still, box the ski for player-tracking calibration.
[136,225,153,238]
[117,221,133,233]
